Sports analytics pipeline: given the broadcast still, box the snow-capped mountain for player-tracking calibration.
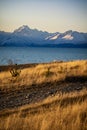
[0,25,87,47]
[14,25,50,39]
[46,30,87,44]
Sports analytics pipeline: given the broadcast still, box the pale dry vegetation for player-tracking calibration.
[0,60,87,130]
[0,89,87,130]
[0,60,87,90]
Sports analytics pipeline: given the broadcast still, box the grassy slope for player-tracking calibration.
[0,60,87,90]
[0,60,87,130]
[0,89,87,130]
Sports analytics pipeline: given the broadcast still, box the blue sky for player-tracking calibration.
[0,0,87,32]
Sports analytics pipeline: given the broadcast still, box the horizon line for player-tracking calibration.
[0,25,87,34]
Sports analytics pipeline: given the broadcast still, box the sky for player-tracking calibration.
[0,0,87,33]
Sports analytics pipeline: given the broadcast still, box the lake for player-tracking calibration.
[0,47,87,65]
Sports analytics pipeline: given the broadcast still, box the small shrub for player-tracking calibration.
[10,64,21,77]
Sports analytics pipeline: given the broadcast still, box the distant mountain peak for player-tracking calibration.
[20,25,30,30]
[64,30,73,34]
[0,25,87,47]
[14,25,30,33]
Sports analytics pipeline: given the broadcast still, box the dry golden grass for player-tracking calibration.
[0,60,87,90]
[0,60,87,130]
[0,89,87,130]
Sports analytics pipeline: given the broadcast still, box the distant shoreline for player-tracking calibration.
[0,43,87,48]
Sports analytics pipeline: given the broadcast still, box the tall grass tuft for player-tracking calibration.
[10,64,21,77]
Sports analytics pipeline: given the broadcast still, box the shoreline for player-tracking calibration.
[0,59,86,72]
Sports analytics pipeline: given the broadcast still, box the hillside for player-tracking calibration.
[0,60,87,130]
[0,25,87,47]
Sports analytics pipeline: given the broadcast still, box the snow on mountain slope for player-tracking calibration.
[62,34,73,40]
[14,25,30,33]
[0,25,87,47]
[45,32,60,40]
[50,34,60,40]
[14,25,50,40]
[47,30,87,44]
[14,25,32,37]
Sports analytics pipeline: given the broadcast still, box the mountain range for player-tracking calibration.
[0,25,87,47]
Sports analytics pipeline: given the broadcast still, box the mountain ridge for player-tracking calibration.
[0,25,87,47]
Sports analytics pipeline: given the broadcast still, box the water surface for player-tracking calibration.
[0,47,87,65]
